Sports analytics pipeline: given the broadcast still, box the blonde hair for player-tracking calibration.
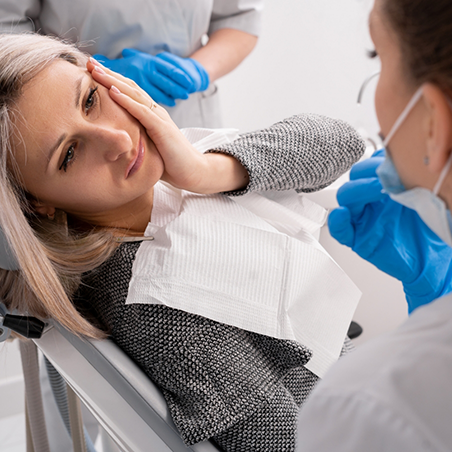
[0,33,119,339]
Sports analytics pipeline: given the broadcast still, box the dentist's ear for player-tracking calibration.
[422,83,452,174]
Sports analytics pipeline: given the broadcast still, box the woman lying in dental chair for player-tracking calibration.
[0,33,364,451]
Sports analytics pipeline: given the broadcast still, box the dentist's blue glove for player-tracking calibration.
[328,150,452,313]
[93,49,195,106]
[155,52,210,93]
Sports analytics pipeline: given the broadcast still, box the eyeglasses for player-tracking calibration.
[356,71,381,152]
[357,71,380,104]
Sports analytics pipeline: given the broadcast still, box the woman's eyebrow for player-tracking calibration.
[74,74,84,110]
[46,75,84,170]
[47,133,68,168]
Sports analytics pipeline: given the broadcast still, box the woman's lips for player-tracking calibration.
[126,137,145,179]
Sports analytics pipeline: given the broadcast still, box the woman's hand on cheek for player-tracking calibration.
[87,59,249,194]
[87,59,210,192]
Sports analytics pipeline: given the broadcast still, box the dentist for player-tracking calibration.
[297,0,452,450]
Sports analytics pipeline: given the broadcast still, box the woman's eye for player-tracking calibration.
[59,144,75,172]
[84,86,98,114]
[366,49,378,59]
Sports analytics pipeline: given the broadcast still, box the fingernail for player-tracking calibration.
[110,85,121,94]
[89,56,100,66]
[94,65,106,75]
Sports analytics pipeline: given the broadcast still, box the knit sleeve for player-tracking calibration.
[207,113,366,196]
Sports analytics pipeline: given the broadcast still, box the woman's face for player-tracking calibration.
[370,0,439,191]
[12,59,164,228]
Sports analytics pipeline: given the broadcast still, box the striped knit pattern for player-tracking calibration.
[210,113,366,195]
[76,244,353,450]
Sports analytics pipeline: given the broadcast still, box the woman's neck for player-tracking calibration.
[68,188,154,237]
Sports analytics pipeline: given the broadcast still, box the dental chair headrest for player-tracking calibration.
[0,228,45,341]
[0,227,18,271]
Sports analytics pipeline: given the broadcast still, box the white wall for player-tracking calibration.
[217,0,380,138]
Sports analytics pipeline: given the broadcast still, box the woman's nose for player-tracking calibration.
[94,126,133,162]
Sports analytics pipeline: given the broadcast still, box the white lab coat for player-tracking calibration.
[0,0,263,128]
[296,292,452,452]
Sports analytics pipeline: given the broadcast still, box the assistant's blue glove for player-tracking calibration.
[328,150,452,313]
[93,49,195,106]
[155,52,209,93]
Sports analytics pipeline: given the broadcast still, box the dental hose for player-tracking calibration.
[44,356,96,452]
[19,340,50,452]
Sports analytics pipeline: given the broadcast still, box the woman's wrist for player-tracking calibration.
[198,153,249,194]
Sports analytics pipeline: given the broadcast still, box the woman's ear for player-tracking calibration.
[32,201,56,220]
[422,83,452,174]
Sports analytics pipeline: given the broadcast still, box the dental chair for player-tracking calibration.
[0,226,221,452]
[0,218,364,452]
[35,321,222,452]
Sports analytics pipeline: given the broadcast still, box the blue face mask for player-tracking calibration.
[376,87,452,246]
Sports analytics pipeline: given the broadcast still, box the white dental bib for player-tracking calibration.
[126,128,361,377]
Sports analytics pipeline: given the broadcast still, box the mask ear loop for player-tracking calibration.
[383,87,424,147]
[433,153,452,195]
[357,71,380,105]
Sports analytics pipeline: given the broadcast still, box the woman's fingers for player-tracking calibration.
[88,62,135,93]
[108,83,206,188]
[88,59,184,151]
[89,59,175,128]
[88,62,157,111]
[87,59,147,102]
[108,84,171,131]
[105,77,220,193]
[87,58,178,106]
[87,58,133,86]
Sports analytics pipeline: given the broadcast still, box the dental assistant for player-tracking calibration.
[0,0,261,128]
[296,0,452,450]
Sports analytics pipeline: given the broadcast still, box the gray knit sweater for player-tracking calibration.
[75,114,365,451]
